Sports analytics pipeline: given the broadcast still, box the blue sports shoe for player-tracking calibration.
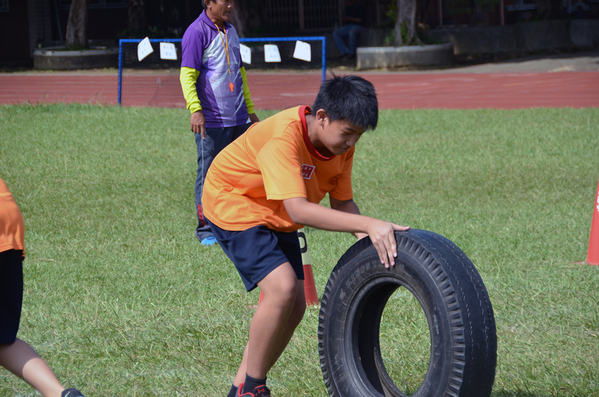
[201,236,218,246]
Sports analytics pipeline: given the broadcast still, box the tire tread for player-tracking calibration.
[318,230,496,397]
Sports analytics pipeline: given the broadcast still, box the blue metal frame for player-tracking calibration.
[238,36,327,84]
[118,37,327,106]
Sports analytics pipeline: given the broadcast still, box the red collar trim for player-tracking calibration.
[299,106,335,161]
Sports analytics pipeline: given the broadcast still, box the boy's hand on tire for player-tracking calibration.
[366,220,409,268]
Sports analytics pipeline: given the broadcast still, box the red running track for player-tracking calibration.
[1,71,598,109]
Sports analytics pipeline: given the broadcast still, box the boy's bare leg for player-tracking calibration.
[233,279,306,386]
[233,342,250,386]
[264,280,306,369]
[233,263,307,384]
[0,338,65,397]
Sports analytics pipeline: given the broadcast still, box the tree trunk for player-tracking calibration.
[128,0,147,33]
[65,0,88,48]
[394,0,418,46]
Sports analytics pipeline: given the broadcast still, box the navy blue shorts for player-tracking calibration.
[0,250,24,344]
[206,218,304,292]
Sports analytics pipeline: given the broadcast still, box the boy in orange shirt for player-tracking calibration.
[202,75,409,397]
[0,178,85,397]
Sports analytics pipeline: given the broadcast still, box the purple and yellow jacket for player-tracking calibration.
[180,10,255,128]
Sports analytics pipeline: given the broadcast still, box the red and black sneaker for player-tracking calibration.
[237,383,271,397]
[61,389,85,397]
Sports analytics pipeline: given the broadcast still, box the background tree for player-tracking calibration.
[65,0,88,48]
[394,0,421,45]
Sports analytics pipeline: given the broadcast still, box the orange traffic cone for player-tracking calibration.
[259,228,319,305]
[586,179,599,265]
[298,228,319,305]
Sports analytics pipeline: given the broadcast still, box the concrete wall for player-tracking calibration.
[33,47,119,70]
[326,28,393,58]
[357,43,454,69]
[425,19,599,56]
[571,19,599,47]
[327,20,599,59]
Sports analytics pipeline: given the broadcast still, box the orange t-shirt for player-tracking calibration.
[0,178,25,254]
[203,106,355,232]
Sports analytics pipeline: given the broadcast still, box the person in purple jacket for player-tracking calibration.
[180,0,259,246]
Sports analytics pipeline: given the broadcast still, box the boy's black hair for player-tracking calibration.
[312,74,378,131]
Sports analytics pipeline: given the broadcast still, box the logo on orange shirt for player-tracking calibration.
[301,164,315,179]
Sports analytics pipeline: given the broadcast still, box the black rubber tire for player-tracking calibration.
[318,229,497,397]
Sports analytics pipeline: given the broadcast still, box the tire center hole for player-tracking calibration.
[379,287,431,395]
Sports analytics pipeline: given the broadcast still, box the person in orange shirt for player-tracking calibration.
[202,75,410,397]
[0,178,85,397]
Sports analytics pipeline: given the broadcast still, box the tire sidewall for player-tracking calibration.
[320,242,454,397]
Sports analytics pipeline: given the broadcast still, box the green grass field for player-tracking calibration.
[1,104,598,397]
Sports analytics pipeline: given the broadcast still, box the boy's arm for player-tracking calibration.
[283,197,409,268]
[240,66,259,123]
[329,196,368,241]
